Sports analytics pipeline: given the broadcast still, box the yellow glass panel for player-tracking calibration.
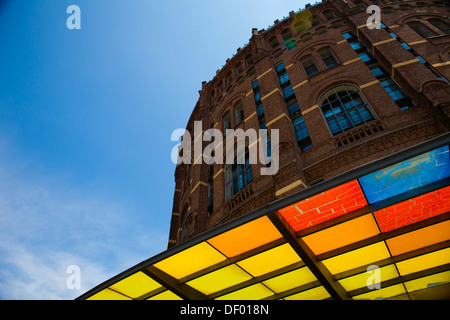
[147,290,182,300]
[302,214,380,255]
[186,264,252,295]
[396,247,450,276]
[386,220,450,256]
[207,216,282,257]
[263,267,317,293]
[353,284,406,300]
[153,242,226,279]
[87,288,131,300]
[338,264,399,291]
[237,243,301,277]
[215,283,273,300]
[284,286,330,300]
[109,271,162,299]
[322,242,391,275]
[404,271,450,293]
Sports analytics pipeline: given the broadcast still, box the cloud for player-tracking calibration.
[0,141,167,300]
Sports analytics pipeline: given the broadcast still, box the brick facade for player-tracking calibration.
[168,0,450,248]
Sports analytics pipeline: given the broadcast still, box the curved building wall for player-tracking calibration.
[168,0,450,248]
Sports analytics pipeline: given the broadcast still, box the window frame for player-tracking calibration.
[318,47,339,68]
[301,55,319,77]
[234,101,244,125]
[407,21,437,39]
[319,84,377,136]
[225,147,253,200]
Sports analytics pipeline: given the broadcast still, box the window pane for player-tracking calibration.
[320,48,338,68]
[359,52,372,62]
[408,21,436,38]
[288,102,300,115]
[429,19,450,35]
[342,32,354,39]
[279,72,290,85]
[302,57,319,77]
[283,85,295,99]
[370,67,384,77]
[276,63,286,73]
[320,85,376,136]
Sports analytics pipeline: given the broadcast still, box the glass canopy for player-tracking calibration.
[78,135,450,300]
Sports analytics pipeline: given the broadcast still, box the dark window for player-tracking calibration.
[323,10,336,20]
[269,36,279,49]
[311,15,321,26]
[281,28,292,40]
[319,48,339,68]
[207,166,214,215]
[301,56,319,77]
[407,21,436,38]
[225,148,252,200]
[223,112,231,133]
[234,102,244,125]
[428,18,450,35]
[292,116,313,151]
[245,54,254,67]
[379,77,415,110]
[181,207,189,241]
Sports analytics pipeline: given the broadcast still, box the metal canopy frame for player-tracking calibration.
[77,133,450,301]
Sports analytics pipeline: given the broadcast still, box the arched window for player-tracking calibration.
[428,18,450,35]
[225,147,252,200]
[323,9,336,20]
[226,71,233,86]
[223,111,231,134]
[319,84,376,136]
[281,28,293,40]
[245,54,254,67]
[301,55,319,77]
[407,21,436,38]
[234,101,244,125]
[319,47,339,68]
[311,15,321,26]
[207,165,214,216]
[269,36,279,49]
[235,63,243,76]
[180,206,189,241]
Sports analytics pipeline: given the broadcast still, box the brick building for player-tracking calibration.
[168,0,450,248]
[79,0,450,301]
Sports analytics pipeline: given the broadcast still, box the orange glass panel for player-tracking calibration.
[302,214,380,255]
[374,186,450,233]
[207,216,282,257]
[386,220,450,256]
[278,180,367,232]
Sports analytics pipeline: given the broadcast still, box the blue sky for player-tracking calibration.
[0,0,309,299]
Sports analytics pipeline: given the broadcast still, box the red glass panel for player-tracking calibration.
[374,186,450,233]
[278,180,368,232]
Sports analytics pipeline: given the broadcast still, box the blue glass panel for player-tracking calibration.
[358,146,450,204]
[343,32,354,39]
[401,42,411,50]
[279,72,290,85]
[288,102,300,115]
[276,63,286,73]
